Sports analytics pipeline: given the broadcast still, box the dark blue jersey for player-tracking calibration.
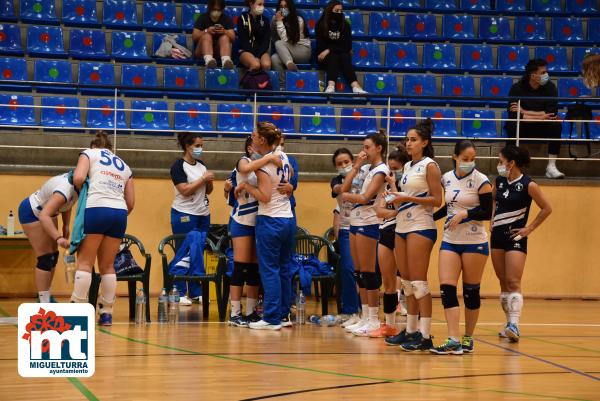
[492,175,533,232]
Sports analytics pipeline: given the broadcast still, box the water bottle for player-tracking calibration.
[135,288,146,324]
[320,315,340,327]
[157,288,168,324]
[63,251,76,283]
[6,210,14,236]
[308,315,321,324]
[168,286,180,324]
[296,291,306,325]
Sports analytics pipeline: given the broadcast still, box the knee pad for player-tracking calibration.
[411,280,430,300]
[463,283,481,310]
[36,252,58,272]
[245,263,260,286]
[361,272,379,290]
[440,284,459,309]
[354,271,365,289]
[230,262,246,286]
[383,293,398,314]
[400,279,413,296]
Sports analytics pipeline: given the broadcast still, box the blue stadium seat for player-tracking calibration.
[573,47,600,71]
[182,4,207,31]
[142,2,177,31]
[355,0,386,7]
[390,0,420,7]
[164,66,200,93]
[405,14,438,39]
[69,29,108,60]
[534,47,569,72]
[216,103,253,134]
[266,70,280,92]
[103,0,138,29]
[78,62,115,95]
[497,46,529,72]
[442,76,475,97]
[352,42,381,68]
[480,76,513,98]
[27,26,65,57]
[402,75,436,97]
[426,0,457,9]
[62,0,99,27]
[423,43,456,70]
[174,102,213,132]
[551,18,583,42]
[0,24,22,55]
[565,0,597,13]
[496,0,526,11]
[34,59,74,94]
[462,110,497,138]
[369,12,401,38]
[420,109,458,137]
[112,31,149,61]
[131,100,169,132]
[478,17,511,41]
[385,42,418,69]
[460,44,494,71]
[299,106,337,136]
[515,17,547,41]
[0,0,16,21]
[381,108,417,137]
[86,98,126,129]
[345,12,365,37]
[300,9,320,36]
[588,18,600,42]
[443,15,475,40]
[20,0,58,24]
[460,0,490,11]
[340,107,377,136]
[226,7,245,28]
[0,94,35,126]
[205,69,240,100]
[285,71,319,92]
[41,96,81,128]
[531,0,561,12]
[258,105,295,133]
[558,78,592,98]
[363,73,398,95]
[591,112,600,140]
[121,64,158,93]
[0,57,27,84]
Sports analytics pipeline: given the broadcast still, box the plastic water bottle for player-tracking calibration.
[157,288,168,324]
[168,286,180,324]
[296,291,306,325]
[308,315,321,324]
[6,210,14,236]
[135,288,146,324]
[63,251,76,283]
[320,315,340,327]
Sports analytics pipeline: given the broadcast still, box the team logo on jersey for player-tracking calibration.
[406,212,412,219]
[416,166,423,173]
[515,183,524,192]
[471,226,478,232]
[467,179,475,189]
[445,180,451,187]
[498,183,504,189]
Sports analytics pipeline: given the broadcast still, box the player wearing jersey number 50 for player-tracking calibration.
[70,132,134,327]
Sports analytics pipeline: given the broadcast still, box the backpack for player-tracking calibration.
[114,245,143,276]
[240,70,272,90]
[565,102,592,159]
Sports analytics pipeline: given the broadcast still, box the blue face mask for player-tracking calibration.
[192,147,203,160]
[251,152,262,161]
[391,169,403,181]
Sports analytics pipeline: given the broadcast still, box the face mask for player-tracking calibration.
[280,8,289,17]
[251,153,262,161]
[459,161,475,174]
[391,169,403,181]
[539,73,549,85]
[253,5,264,15]
[338,165,352,177]
[331,12,344,23]
[210,10,222,18]
[497,164,510,177]
[192,147,203,160]
[275,145,283,153]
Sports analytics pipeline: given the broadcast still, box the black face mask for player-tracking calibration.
[330,12,344,25]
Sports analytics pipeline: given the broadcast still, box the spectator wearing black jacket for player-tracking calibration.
[237,0,271,71]
[316,1,366,94]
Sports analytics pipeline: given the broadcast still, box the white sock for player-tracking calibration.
[70,271,91,303]
[38,290,51,303]
[449,336,460,342]
[500,292,509,322]
[407,314,418,333]
[231,300,241,317]
[419,317,432,339]
[368,307,379,323]
[508,292,523,325]
[99,274,116,314]
[204,55,215,64]
[547,155,557,168]
[245,298,257,316]
[385,312,395,326]
[361,304,369,321]
[221,55,232,64]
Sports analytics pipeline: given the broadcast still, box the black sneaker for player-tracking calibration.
[400,333,433,352]
[228,313,248,327]
[461,335,474,353]
[384,329,417,346]
[245,311,261,324]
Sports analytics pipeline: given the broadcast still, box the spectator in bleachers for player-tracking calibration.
[505,59,564,179]
[316,0,366,94]
[582,54,600,90]
[192,0,235,69]
[270,0,311,89]
[237,0,272,71]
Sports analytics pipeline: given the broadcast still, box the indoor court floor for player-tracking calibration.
[0,298,599,401]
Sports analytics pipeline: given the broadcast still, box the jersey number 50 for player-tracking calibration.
[99,150,125,172]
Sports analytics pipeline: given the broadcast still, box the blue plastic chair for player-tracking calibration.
[573,47,600,71]
[385,42,418,69]
[78,62,115,95]
[41,96,81,128]
[205,69,239,91]
[462,110,497,138]
[103,0,138,28]
[352,42,382,68]
[285,71,319,92]
[299,9,320,36]
[369,12,401,38]
[121,64,158,88]
[588,18,600,42]
[402,75,437,97]
[591,112,600,140]
[405,14,438,39]
[531,0,561,12]
[565,0,597,13]
[299,106,337,136]
[0,0,16,21]
[460,44,494,71]
[62,0,99,27]
[164,66,200,92]
[142,2,177,31]
[558,78,592,98]
[69,29,108,60]
[258,105,295,133]
[345,12,365,37]
[381,108,417,137]
[551,18,583,42]
[363,73,398,95]
[496,0,526,11]
[86,98,126,129]
[0,24,22,55]
[112,31,149,61]
[423,43,456,70]
[355,0,386,7]
[420,109,457,137]
[478,17,511,41]
[340,107,377,136]
[216,103,253,134]
[27,26,66,57]
[389,0,420,7]
[174,102,213,132]
[34,59,74,93]
[426,0,457,9]
[226,7,245,28]
[516,17,547,41]
[181,4,207,31]
[0,57,27,82]
[443,15,475,40]
[20,0,58,24]
[534,47,569,72]
[131,100,170,132]
[497,46,529,72]
[442,76,475,97]
[0,94,35,126]
[460,0,490,11]
[480,76,513,98]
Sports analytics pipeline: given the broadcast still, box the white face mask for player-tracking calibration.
[253,5,264,15]
[497,164,510,177]
[192,147,203,160]
[338,165,352,177]
[210,10,222,19]
[459,161,475,174]
[280,8,289,17]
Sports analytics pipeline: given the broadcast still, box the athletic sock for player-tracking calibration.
[385,312,395,326]
[38,290,51,303]
[99,274,116,314]
[70,271,92,303]
[508,292,523,325]
[500,292,509,322]
[407,314,418,333]
[368,307,379,324]
[419,317,432,339]
[245,298,257,316]
[231,300,241,317]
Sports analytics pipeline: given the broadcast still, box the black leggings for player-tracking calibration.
[505,120,562,155]
[320,52,358,85]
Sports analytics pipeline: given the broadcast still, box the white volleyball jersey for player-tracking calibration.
[82,148,132,210]
[379,179,399,230]
[231,157,259,227]
[170,158,210,216]
[395,157,438,233]
[257,151,293,218]
[441,169,490,244]
[29,173,77,217]
[350,163,389,227]
[331,174,353,230]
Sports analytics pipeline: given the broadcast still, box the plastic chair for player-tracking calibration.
[442,75,475,97]
[426,0,457,9]
[285,71,320,93]
[216,103,253,134]
[385,42,419,69]
[531,0,561,12]
[0,24,23,55]
[112,31,149,61]
[78,62,115,95]
[363,73,398,95]
[164,66,200,90]
[0,57,27,82]
[420,109,458,137]
[480,76,513,98]
[423,43,457,70]
[443,15,475,40]
[369,12,401,38]
[340,107,377,136]
[181,4,207,31]
[34,59,75,94]
[478,17,511,41]
[381,108,417,137]
[0,94,35,126]
[573,47,600,71]
[27,25,66,57]
[20,0,58,24]
[405,13,438,39]
[557,78,592,98]
[461,110,498,138]
[69,29,108,60]
[587,18,600,43]
[496,0,526,11]
[0,0,16,21]
[460,0,490,11]
[352,41,382,68]
[534,46,569,72]
[62,0,99,27]
[299,106,337,136]
[130,100,170,132]
[515,17,548,41]
[565,0,597,13]
[460,44,494,71]
[552,18,583,42]
[40,96,81,128]
[345,11,365,37]
[142,1,177,31]
[497,46,530,72]
[402,74,437,96]
[258,105,295,133]
[174,102,213,132]
[103,0,138,28]
[86,98,126,129]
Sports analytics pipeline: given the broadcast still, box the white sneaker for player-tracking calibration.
[341,314,360,328]
[545,164,565,179]
[249,320,282,331]
[352,320,380,337]
[324,85,335,93]
[179,296,193,306]
[352,86,367,94]
[345,318,367,333]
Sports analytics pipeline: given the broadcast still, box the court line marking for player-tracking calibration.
[97,327,594,401]
[239,381,392,401]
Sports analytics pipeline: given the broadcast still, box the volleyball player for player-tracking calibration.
[339,132,389,337]
[70,132,134,326]
[430,140,492,355]
[18,172,78,302]
[492,145,552,342]
[385,119,442,351]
